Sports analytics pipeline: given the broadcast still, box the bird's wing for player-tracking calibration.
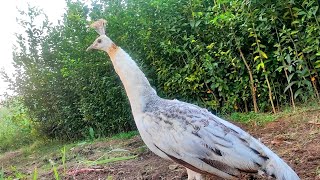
[142,99,271,179]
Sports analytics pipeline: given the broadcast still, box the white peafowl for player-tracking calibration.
[86,19,300,180]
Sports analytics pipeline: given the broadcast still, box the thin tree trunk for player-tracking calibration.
[273,79,280,112]
[244,99,248,113]
[238,48,258,113]
[264,73,276,114]
[204,81,218,104]
[252,23,276,114]
[311,77,320,99]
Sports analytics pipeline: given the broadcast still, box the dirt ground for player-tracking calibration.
[1,109,320,179]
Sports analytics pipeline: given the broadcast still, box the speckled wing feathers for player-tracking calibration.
[142,99,270,179]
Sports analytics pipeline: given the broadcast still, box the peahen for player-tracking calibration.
[86,19,300,180]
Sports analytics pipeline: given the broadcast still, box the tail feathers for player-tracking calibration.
[264,158,300,180]
[246,134,300,180]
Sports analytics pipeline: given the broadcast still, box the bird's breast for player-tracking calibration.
[132,113,172,160]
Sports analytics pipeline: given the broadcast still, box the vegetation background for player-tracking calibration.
[1,0,320,141]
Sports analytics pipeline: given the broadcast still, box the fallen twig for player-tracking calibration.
[308,121,320,126]
[67,168,106,176]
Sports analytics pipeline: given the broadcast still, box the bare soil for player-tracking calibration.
[1,110,319,180]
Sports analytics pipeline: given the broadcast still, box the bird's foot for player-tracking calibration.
[186,168,206,180]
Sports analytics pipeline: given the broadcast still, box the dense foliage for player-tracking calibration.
[6,0,320,139]
[10,3,134,139]
[0,98,36,152]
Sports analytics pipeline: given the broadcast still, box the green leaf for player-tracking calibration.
[315,64,320,69]
[195,20,201,27]
[254,56,260,61]
[288,74,294,83]
[33,167,38,180]
[288,65,294,73]
[248,32,255,37]
[256,62,265,71]
[189,21,195,27]
[294,89,303,99]
[53,166,60,180]
[0,168,4,180]
[260,44,266,48]
[260,50,268,59]
[311,6,318,15]
[276,65,284,72]
[297,11,307,15]
[284,81,295,93]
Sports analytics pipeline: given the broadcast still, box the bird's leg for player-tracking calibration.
[186,168,206,180]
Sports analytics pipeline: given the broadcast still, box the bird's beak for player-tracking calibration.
[86,44,94,51]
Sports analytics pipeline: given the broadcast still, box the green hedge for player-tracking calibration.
[8,0,320,140]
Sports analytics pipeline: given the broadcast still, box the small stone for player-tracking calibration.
[117,171,125,175]
[169,164,179,170]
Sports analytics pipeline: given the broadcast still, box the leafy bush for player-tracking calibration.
[0,98,36,153]
[9,3,134,140]
[5,0,320,140]
[102,0,320,114]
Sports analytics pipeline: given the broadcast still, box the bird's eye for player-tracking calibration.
[97,39,102,43]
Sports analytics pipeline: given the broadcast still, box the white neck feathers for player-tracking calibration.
[102,41,157,114]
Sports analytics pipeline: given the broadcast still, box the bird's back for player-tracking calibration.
[135,98,299,180]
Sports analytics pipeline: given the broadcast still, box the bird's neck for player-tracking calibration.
[102,41,157,114]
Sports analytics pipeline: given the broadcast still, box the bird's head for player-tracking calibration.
[86,34,110,51]
[86,19,112,52]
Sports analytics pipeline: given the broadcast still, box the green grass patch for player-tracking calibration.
[227,100,320,126]
[8,166,28,179]
[22,139,66,156]
[227,111,277,125]
[85,155,137,166]
[111,131,139,140]
[0,167,4,179]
